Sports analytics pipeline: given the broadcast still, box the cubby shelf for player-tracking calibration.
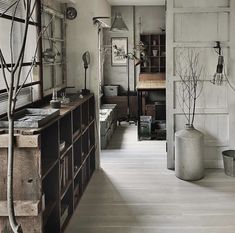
[0,94,96,233]
[60,144,72,159]
[60,179,72,200]
[42,159,58,180]
[140,34,166,74]
[43,201,57,227]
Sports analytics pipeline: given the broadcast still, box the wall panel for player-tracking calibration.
[174,0,230,8]
[174,81,228,110]
[174,12,229,42]
[174,114,229,147]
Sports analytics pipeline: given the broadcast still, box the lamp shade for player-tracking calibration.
[110,12,128,32]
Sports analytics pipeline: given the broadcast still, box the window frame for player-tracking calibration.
[0,0,43,111]
[41,5,66,96]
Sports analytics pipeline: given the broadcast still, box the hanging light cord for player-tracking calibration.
[213,45,235,91]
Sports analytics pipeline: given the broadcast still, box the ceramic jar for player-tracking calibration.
[175,124,204,181]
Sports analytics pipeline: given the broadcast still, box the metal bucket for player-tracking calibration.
[222,150,235,177]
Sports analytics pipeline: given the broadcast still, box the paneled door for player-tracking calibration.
[166,0,235,169]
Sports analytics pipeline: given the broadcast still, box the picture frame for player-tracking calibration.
[111,37,128,66]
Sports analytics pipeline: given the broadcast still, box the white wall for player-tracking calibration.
[66,0,111,167]
[166,0,235,169]
[103,6,134,93]
[67,0,110,92]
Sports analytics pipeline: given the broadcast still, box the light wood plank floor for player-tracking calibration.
[66,124,235,233]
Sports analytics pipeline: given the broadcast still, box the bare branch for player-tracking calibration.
[175,48,204,126]
[0,1,18,17]
[12,0,31,73]
[10,0,21,68]
[0,50,11,73]
[15,14,56,97]
[0,50,9,92]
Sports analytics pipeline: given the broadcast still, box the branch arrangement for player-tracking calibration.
[0,1,54,232]
[176,49,204,127]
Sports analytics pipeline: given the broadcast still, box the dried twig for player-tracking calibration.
[176,48,204,126]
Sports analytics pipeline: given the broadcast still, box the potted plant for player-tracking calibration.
[175,49,204,181]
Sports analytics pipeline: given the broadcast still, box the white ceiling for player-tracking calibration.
[107,0,165,6]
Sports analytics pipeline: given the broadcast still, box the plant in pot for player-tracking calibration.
[175,48,204,181]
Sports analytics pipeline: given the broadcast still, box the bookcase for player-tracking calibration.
[140,34,166,74]
[0,94,96,233]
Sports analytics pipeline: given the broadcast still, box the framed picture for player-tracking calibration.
[111,37,128,66]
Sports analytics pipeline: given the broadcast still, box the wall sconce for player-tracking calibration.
[211,41,224,85]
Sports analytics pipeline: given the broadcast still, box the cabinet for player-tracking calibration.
[0,94,96,233]
[137,81,166,140]
[103,96,138,121]
[140,34,166,74]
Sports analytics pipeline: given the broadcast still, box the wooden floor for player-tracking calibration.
[66,124,235,233]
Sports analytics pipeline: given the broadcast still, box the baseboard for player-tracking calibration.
[205,159,224,169]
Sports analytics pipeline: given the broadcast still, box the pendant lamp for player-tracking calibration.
[110,12,128,32]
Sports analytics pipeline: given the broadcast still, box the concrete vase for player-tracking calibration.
[175,124,204,181]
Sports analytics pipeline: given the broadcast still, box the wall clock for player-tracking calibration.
[66,7,77,20]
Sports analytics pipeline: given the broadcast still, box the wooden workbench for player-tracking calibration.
[136,80,166,90]
[136,79,166,140]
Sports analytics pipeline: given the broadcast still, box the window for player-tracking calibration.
[42,6,66,96]
[0,0,41,114]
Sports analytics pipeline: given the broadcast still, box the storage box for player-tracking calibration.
[101,129,110,149]
[100,109,112,135]
[139,116,152,140]
[103,85,119,96]
[101,104,118,123]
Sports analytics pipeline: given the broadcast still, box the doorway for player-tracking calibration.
[98,5,166,151]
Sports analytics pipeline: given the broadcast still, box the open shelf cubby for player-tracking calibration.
[82,129,89,161]
[140,34,166,74]
[42,163,60,230]
[73,105,81,138]
[61,185,73,232]
[60,112,72,156]
[0,94,96,233]
[73,136,82,176]
[60,148,73,199]
[89,122,95,150]
[41,121,59,179]
[89,96,95,123]
[82,101,89,132]
[74,169,82,208]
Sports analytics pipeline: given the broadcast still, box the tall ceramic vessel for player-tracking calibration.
[175,125,204,181]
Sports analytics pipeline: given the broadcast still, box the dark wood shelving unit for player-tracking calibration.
[0,94,96,233]
[140,34,166,74]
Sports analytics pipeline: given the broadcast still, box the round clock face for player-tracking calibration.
[66,7,77,20]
